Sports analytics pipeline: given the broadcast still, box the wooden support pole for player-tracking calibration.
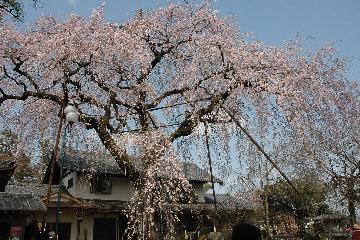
[221,106,299,194]
[42,108,64,237]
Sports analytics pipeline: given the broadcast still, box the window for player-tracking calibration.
[90,175,112,193]
[67,178,73,189]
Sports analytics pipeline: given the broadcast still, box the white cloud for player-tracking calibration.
[67,0,77,7]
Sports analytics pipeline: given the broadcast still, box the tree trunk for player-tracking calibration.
[96,118,141,184]
[264,192,270,240]
[348,196,357,225]
[346,181,357,225]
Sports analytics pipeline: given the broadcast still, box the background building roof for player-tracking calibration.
[5,183,67,197]
[204,193,260,210]
[0,192,46,212]
[44,152,223,184]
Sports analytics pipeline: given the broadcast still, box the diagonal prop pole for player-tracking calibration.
[221,106,299,194]
[45,117,64,204]
[42,107,64,238]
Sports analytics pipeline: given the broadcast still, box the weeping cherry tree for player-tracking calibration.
[0,3,351,238]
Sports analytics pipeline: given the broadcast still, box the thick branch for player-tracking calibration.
[96,117,141,183]
[169,79,235,142]
[0,90,62,106]
[12,58,39,90]
[146,88,188,109]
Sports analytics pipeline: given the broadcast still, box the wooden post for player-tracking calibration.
[45,109,64,206]
[76,218,81,240]
[42,108,64,240]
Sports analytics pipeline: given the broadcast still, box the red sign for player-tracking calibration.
[10,226,22,238]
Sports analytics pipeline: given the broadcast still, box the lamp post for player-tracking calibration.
[55,104,79,239]
[64,104,79,124]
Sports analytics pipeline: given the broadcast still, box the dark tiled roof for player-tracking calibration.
[313,214,348,221]
[6,183,127,211]
[60,153,222,184]
[174,203,216,211]
[5,183,68,197]
[82,199,127,211]
[0,192,46,212]
[181,162,222,184]
[62,153,122,175]
[204,194,258,210]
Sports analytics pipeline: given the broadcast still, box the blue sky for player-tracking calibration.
[23,0,360,81]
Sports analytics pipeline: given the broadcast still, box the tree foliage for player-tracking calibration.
[274,85,360,224]
[0,0,23,19]
[0,129,17,156]
[0,0,39,20]
[0,130,39,182]
[265,177,327,221]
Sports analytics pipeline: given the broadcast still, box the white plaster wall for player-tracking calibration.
[81,214,94,240]
[73,173,133,201]
[63,172,205,202]
[62,171,77,196]
[62,171,206,203]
